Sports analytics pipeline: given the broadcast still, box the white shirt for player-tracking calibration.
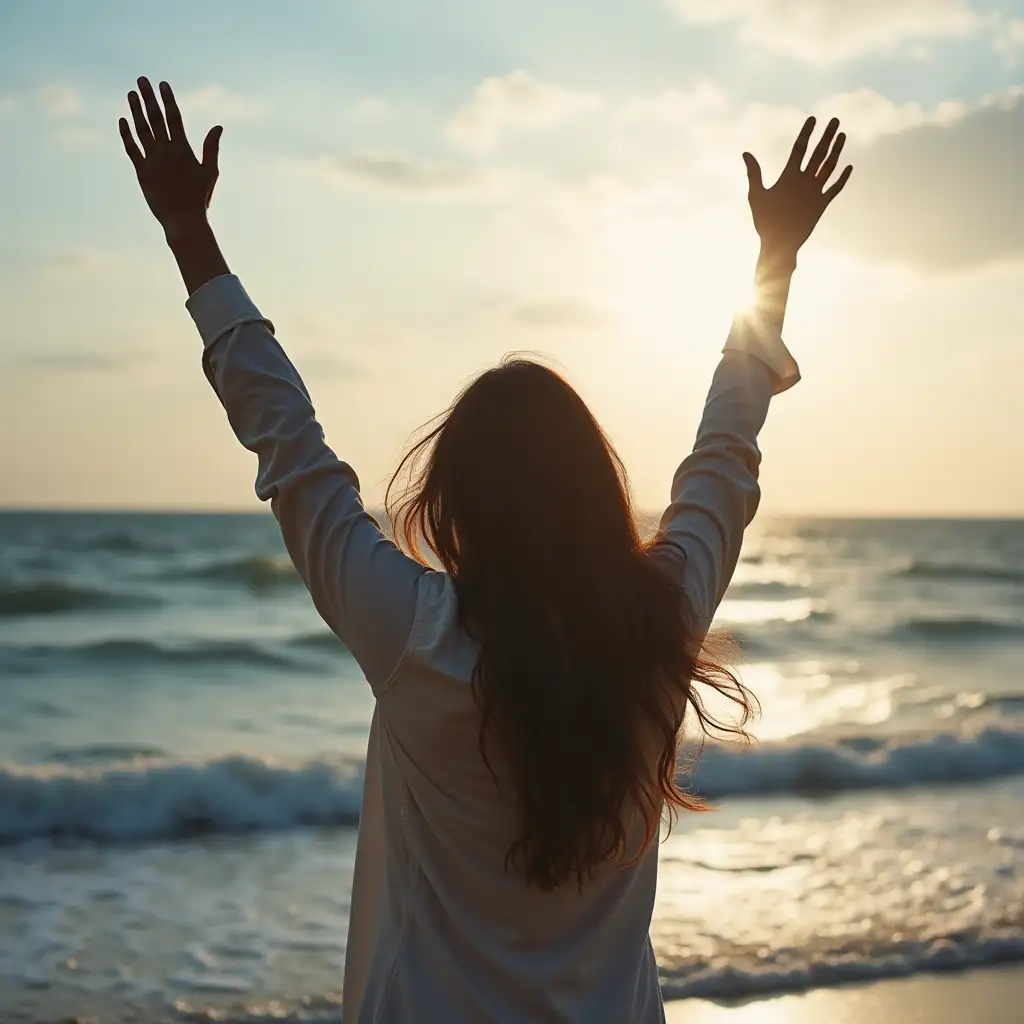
[187,274,799,1024]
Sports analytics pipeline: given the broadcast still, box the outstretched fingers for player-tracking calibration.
[201,125,223,173]
[742,152,764,196]
[805,117,840,176]
[823,164,854,205]
[815,132,846,186]
[127,90,155,152]
[784,116,816,174]
[159,81,186,142]
[137,77,168,143]
[119,117,144,170]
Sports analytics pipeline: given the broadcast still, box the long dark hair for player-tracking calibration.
[386,357,755,890]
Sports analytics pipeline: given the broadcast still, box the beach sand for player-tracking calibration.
[4,965,1022,1021]
[666,966,1024,1023]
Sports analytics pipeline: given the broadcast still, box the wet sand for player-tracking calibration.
[666,965,1024,1024]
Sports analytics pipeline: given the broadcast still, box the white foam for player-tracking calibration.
[3,724,1024,845]
[690,723,1024,798]
[0,754,362,844]
[659,935,1024,1001]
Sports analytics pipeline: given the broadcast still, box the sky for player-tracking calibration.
[1,0,1023,515]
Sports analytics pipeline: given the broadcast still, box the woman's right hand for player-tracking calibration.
[742,117,852,262]
[119,77,223,245]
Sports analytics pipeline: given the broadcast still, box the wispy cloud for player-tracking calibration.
[52,126,101,148]
[295,152,500,199]
[665,0,981,62]
[19,350,154,372]
[817,89,966,141]
[179,85,264,122]
[47,248,122,275]
[692,88,968,170]
[620,81,728,124]
[351,96,391,120]
[37,85,82,118]
[0,85,84,119]
[447,71,601,151]
[995,18,1024,58]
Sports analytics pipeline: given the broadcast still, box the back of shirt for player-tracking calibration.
[349,569,667,1024]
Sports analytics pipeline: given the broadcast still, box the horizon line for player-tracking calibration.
[2,506,1024,522]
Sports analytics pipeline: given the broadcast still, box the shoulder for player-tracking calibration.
[380,571,479,693]
[409,570,459,649]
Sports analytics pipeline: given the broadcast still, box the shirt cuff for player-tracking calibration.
[185,274,275,350]
[722,313,801,395]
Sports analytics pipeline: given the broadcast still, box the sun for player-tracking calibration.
[588,203,765,345]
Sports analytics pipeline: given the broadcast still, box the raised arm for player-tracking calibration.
[119,77,424,690]
[652,116,853,628]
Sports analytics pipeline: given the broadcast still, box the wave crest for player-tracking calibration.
[891,617,1024,643]
[6,632,351,673]
[899,560,1024,584]
[174,555,301,592]
[4,725,1024,846]
[0,754,363,845]
[0,581,155,618]
[690,724,1024,798]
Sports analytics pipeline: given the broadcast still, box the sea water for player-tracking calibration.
[1,512,1023,1021]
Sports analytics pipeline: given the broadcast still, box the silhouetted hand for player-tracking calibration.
[119,78,223,242]
[743,117,852,261]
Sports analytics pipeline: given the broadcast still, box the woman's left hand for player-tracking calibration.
[743,116,853,263]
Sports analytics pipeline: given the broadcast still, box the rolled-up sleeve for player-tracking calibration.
[650,313,799,631]
[187,274,424,692]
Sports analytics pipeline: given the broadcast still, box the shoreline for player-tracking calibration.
[666,964,1024,1023]
[5,965,1024,1023]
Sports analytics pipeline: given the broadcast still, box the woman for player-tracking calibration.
[119,79,851,1023]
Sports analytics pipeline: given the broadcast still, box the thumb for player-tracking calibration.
[742,152,764,195]
[202,125,223,172]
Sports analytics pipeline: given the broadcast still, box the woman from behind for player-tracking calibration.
[119,78,851,1023]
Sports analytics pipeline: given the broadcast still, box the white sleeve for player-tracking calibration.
[187,274,425,692]
[649,314,800,631]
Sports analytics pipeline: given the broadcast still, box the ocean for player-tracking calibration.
[2,511,1023,1022]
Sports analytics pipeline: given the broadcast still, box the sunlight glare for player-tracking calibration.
[590,204,759,347]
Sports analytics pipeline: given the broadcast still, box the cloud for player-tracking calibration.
[351,96,390,119]
[506,298,613,330]
[620,81,728,124]
[670,88,970,194]
[995,18,1024,56]
[19,350,153,372]
[297,152,499,198]
[52,126,101,148]
[37,85,82,118]
[447,71,601,151]
[665,0,981,62]
[293,351,365,379]
[812,89,966,143]
[0,86,83,118]
[822,89,1024,271]
[47,248,121,275]
[179,86,264,122]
